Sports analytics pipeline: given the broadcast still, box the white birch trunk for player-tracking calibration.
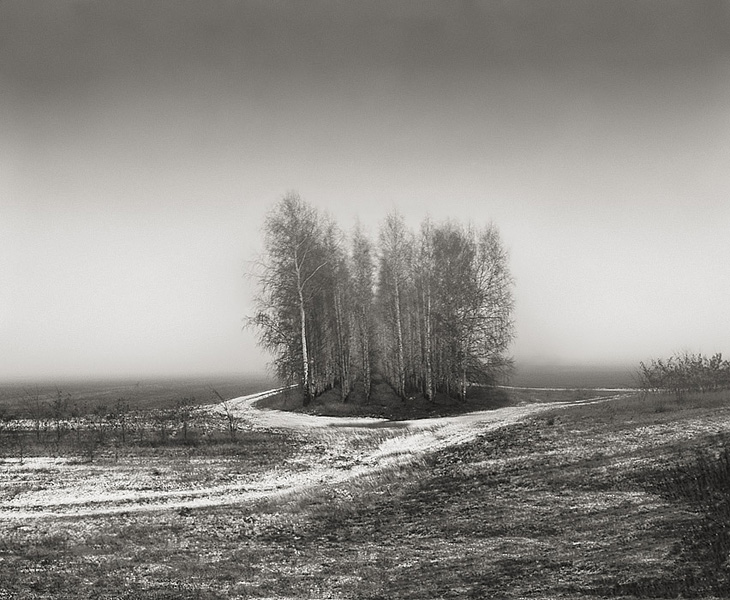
[394,276,405,398]
[424,284,433,401]
[294,257,313,404]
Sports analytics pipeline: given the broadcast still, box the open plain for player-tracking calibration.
[2,385,730,598]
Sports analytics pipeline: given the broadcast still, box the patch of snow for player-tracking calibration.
[0,388,634,521]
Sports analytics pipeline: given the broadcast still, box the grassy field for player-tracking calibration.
[0,375,275,418]
[2,387,730,598]
[0,375,277,463]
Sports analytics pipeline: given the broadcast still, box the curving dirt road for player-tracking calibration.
[0,388,632,520]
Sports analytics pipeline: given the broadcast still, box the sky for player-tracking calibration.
[2,1,730,381]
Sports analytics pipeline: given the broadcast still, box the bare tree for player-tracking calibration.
[324,224,353,401]
[249,192,330,404]
[351,223,375,399]
[212,388,238,441]
[114,398,129,445]
[377,211,411,398]
[469,223,515,386]
[52,389,70,446]
[415,219,435,401]
[428,222,514,400]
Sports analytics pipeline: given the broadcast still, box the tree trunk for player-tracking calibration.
[460,364,468,402]
[334,282,349,402]
[394,277,405,398]
[296,264,313,405]
[357,307,371,400]
[423,284,433,401]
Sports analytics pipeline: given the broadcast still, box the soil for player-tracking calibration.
[0,386,627,520]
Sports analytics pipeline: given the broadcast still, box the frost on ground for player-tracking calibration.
[0,389,625,520]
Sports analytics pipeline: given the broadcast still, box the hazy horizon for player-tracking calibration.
[0,361,638,391]
[3,2,730,381]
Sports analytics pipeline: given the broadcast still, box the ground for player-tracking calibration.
[255,377,619,419]
[1,385,730,598]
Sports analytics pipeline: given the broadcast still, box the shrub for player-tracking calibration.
[638,352,730,397]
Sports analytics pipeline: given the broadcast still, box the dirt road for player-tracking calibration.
[0,389,630,520]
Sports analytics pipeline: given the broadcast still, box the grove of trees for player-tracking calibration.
[249,192,514,405]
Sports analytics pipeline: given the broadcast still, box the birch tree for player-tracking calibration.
[429,222,514,399]
[249,192,329,405]
[323,223,353,401]
[469,224,515,385]
[415,219,435,400]
[377,211,410,398]
[351,224,375,399]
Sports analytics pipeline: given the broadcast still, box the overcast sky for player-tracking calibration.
[2,1,730,380]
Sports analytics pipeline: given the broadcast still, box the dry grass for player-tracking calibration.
[2,389,730,598]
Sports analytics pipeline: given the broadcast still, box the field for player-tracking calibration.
[2,377,730,598]
[0,375,276,417]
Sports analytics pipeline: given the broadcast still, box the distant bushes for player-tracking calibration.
[638,352,730,397]
[0,394,250,462]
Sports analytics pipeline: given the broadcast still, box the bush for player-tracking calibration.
[638,352,730,397]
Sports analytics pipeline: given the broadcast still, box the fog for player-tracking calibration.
[2,1,730,380]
